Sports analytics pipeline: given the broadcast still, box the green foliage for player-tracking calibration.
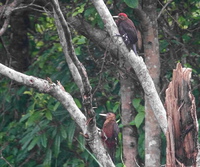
[124,0,138,8]
[72,3,86,16]
[130,98,145,128]
[0,0,199,166]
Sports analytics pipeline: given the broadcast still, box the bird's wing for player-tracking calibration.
[113,122,119,140]
[118,19,138,44]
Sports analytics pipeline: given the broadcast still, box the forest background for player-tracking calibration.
[0,0,199,167]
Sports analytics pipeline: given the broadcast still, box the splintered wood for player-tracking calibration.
[165,63,198,167]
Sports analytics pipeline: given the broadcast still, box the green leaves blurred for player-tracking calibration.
[124,0,138,8]
[0,0,199,166]
[130,98,145,128]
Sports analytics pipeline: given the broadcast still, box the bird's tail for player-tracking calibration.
[107,147,116,163]
[133,44,137,55]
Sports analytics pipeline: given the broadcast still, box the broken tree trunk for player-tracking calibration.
[165,63,198,167]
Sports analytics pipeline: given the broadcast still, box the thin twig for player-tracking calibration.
[157,0,173,20]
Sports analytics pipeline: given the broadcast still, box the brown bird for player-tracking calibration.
[113,13,139,54]
[99,112,119,162]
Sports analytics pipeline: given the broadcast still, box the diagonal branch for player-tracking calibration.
[0,62,115,166]
[50,0,95,124]
[0,63,87,134]
[50,0,91,97]
[48,1,115,166]
[157,0,173,20]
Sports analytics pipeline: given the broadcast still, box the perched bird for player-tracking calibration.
[113,13,139,54]
[99,112,119,162]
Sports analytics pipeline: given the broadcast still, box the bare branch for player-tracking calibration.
[50,0,91,96]
[45,1,115,166]
[0,61,115,166]
[53,10,84,94]
[157,0,173,20]
[0,16,10,37]
[50,1,97,128]
[0,62,87,134]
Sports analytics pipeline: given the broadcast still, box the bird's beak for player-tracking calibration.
[99,113,107,117]
[113,16,119,19]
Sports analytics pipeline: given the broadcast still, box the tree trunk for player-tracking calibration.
[165,63,198,167]
[142,0,161,166]
[120,60,138,167]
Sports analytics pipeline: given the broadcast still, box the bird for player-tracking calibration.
[113,13,139,54]
[99,112,119,162]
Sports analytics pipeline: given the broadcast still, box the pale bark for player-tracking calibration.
[49,1,115,166]
[90,0,167,134]
[142,0,161,166]
[0,62,115,167]
[52,5,84,95]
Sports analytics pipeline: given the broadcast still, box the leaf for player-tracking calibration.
[45,110,52,120]
[84,7,96,18]
[74,98,82,108]
[182,34,191,43]
[129,120,135,125]
[54,135,60,157]
[124,0,138,8]
[72,4,85,17]
[21,136,32,150]
[118,124,124,130]
[40,133,47,148]
[113,102,120,112]
[27,136,39,150]
[53,101,60,111]
[60,125,67,139]
[43,149,52,166]
[75,47,81,55]
[20,113,31,122]
[67,122,76,147]
[26,112,43,127]
[137,105,145,113]
[106,100,111,111]
[78,37,86,44]
[135,112,145,128]
[132,98,141,109]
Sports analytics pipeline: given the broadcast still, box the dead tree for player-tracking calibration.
[165,63,198,167]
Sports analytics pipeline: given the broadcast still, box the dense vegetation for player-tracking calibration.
[0,0,199,166]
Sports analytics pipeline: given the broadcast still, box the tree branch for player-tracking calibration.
[67,16,120,58]
[0,63,87,133]
[157,0,173,20]
[46,1,115,166]
[50,0,91,96]
[0,0,24,36]
[0,62,115,166]
[50,1,97,128]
